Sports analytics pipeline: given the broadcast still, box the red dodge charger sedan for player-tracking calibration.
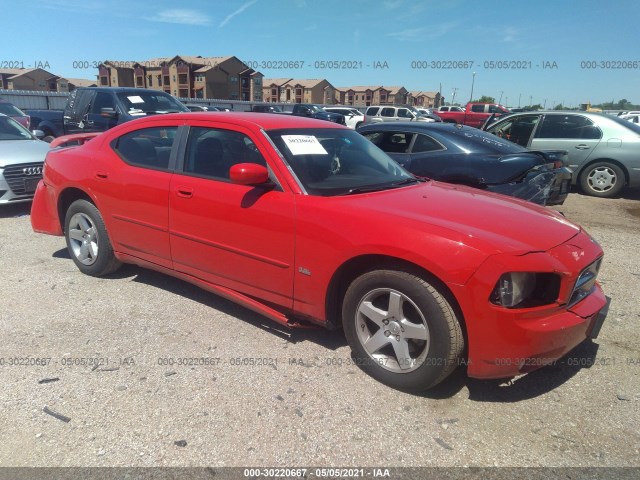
[31,112,609,391]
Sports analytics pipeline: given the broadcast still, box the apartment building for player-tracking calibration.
[262,78,336,104]
[56,77,98,92]
[410,91,442,108]
[0,68,57,91]
[97,55,263,101]
[334,86,409,106]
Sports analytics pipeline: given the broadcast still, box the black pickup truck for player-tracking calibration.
[288,104,346,124]
[27,87,189,140]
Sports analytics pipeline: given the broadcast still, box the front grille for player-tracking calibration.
[2,162,43,195]
[568,257,602,307]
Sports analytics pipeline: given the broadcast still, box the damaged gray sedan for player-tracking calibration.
[358,122,572,205]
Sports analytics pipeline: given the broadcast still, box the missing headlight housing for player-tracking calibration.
[490,272,561,308]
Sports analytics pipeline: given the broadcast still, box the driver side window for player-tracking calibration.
[183,127,267,181]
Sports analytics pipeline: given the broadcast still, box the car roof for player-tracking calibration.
[358,122,470,133]
[118,112,349,131]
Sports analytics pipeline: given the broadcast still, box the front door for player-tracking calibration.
[168,124,296,308]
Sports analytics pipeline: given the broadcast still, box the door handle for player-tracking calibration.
[95,171,108,179]
[176,187,193,198]
[575,144,591,150]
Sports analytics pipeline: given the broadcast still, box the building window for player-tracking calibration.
[136,76,143,87]
[164,75,170,85]
[100,76,108,86]
[147,75,153,87]
[230,76,238,83]
[178,74,188,85]
[157,75,162,86]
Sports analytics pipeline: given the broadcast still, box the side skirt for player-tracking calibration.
[115,252,318,329]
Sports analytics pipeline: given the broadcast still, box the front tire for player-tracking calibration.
[579,162,625,198]
[64,199,121,276]
[342,270,464,392]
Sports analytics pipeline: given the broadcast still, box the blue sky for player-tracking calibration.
[7,0,640,107]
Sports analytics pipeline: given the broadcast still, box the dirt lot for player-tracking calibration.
[0,188,638,469]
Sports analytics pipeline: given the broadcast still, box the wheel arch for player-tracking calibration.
[324,254,467,341]
[57,187,96,233]
[574,157,629,186]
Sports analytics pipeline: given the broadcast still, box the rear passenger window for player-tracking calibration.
[183,127,267,181]
[113,127,177,170]
[537,115,602,140]
[471,104,485,112]
[412,134,444,153]
[380,108,396,117]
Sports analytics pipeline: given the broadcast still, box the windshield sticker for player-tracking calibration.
[282,135,328,155]
[127,95,145,104]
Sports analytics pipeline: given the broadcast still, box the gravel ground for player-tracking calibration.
[0,188,638,469]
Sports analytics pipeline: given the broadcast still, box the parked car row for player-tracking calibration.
[30,112,609,392]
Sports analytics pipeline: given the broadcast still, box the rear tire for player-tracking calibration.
[579,162,625,198]
[64,199,121,277]
[342,269,464,392]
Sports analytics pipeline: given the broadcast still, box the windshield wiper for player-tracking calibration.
[342,177,423,195]
[391,177,426,186]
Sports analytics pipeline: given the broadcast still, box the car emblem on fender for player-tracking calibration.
[23,166,43,175]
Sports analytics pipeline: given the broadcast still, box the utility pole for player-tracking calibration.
[529,95,533,107]
[498,91,504,104]
[451,87,458,106]
[469,72,476,102]
[518,93,522,107]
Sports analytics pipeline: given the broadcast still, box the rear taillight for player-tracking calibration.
[25,116,31,129]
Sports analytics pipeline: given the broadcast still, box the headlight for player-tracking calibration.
[490,272,561,308]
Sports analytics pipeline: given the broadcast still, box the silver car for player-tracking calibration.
[484,111,640,197]
[0,114,49,204]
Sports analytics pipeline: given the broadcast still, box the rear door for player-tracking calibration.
[380,107,397,122]
[98,123,181,268]
[530,114,601,171]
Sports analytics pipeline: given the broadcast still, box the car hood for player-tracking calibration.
[0,140,50,167]
[341,180,580,254]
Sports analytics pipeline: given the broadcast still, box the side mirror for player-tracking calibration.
[100,108,118,119]
[230,163,270,186]
[32,129,45,139]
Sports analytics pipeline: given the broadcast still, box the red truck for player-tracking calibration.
[437,102,510,128]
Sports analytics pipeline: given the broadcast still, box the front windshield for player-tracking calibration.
[309,105,325,113]
[0,116,35,141]
[267,128,415,196]
[116,92,188,115]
